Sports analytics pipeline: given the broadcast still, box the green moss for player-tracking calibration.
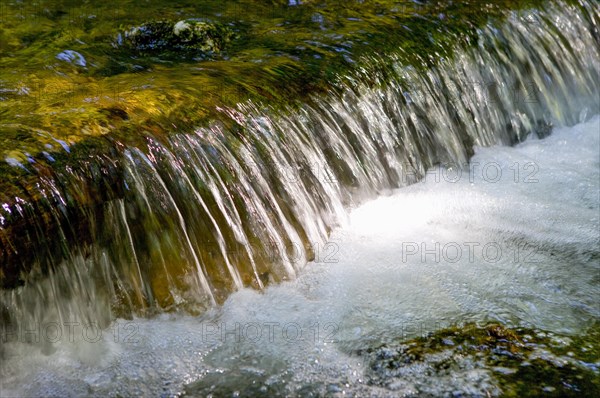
[359,323,600,397]
[0,0,565,168]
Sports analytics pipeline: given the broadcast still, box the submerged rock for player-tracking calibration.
[119,19,235,58]
[357,323,600,397]
[56,50,87,67]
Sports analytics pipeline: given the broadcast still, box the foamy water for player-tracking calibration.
[1,115,598,397]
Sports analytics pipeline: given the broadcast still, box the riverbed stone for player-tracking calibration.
[120,19,235,58]
[357,323,600,397]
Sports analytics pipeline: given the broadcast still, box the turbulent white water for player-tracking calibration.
[2,115,598,397]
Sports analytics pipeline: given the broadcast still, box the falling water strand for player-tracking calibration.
[129,148,217,306]
[0,1,598,333]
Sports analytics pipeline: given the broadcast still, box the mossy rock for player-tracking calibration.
[358,323,600,397]
[119,19,236,58]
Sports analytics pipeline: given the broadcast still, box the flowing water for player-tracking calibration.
[1,105,598,398]
[0,0,599,396]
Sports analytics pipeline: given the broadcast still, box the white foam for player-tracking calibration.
[2,116,598,396]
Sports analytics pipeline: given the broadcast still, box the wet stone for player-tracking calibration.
[356,323,600,397]
[56,50,87,67]
[119,19,235,59]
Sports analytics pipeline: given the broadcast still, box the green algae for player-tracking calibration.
[0,0,553,165]
[359,323,600,397]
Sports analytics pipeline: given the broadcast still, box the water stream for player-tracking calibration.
[2,109,598,398]
[0,0,599,396]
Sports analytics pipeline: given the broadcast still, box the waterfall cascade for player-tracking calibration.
[0,0,598,337]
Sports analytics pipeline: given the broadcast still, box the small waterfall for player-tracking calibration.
[1,1,598,336]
